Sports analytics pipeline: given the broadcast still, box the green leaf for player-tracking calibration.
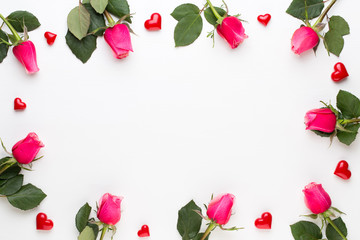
[174,13,203,47]
[171,4,200,21]
[204,7,227,26]
[337,124,360,146]
[7,183,46,210]
[0,175,23,196]
[90,0,108,14]
[87,220,99,238]
[328,16,349,36]
[78,226,96,240]
[286,0,324,20]
[326,217,347,240]
[0,179,7,186]
[65,30,97,63]
[336,90,360,119]
[0,157,12,166]
[7,34,17,44]
[83,4,106,36]
[0,164,21,180]
[76,202,92,233]
[67,4,91,40]
[312,130,333,137]
[324,31,344,57]
[177,200,202,240]
[290,221,322,240]
[83,0,90,3]
[6,11,41,32]
[106,0,131,23]
[0,29,9,63]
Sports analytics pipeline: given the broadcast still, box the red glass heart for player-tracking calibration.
[144,13,162,31]
[257,14,271,26]
[36,213,54,230]
[334,160,351,180]
[255,212,272,229]
[44,31,57,45]
[14,98,26,110]
[331,62,349,82]
[137,224,150,237]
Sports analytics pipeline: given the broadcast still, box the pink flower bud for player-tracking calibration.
[104,24,133,59]
[304,108,337,133]
[291,26,319,55]
[12,40,39,74]
[216,16,247,49]
[303,182,331,214]
[12,132,44,164]
[206,193,235,225]
[97,193,123,225]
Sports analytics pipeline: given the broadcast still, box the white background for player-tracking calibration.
[0,0,359,239]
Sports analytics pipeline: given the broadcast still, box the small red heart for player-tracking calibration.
[255,212,272,229]
[257,14,271,26]
[334,160,351,180]
[331,62,348,82]
[44,31,57,45]
[144,13,161,31]
[14,98,26,110]
[137,225,150,237]
[36,213,54,230]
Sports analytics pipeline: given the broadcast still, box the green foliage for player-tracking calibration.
[336,90,360,119]
[83,4,106,36]
[65,31,97,63]
[78,226,96,240]
[7,184,46,210]
[0,164,21,180]
[337,124,360,146]
[0,174,23,196]
[75,202,92,233]
[106,0,131,23]
[171,4,200,21]
[6,11,41,32]
[204,7,227,26]
[324,31,344,57]
[0,29,9,63]
[290,221,322,240]
[90,0,108,14]
[326,217,347,240]
[67,4,91,40]
[328,16,350,36]
[177,200,203,240]
[286,0,324,20]
[174,14,203,47]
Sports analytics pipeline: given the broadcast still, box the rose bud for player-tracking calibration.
[304,108,337,133]
[207,193,235,225]
[216,16,247,49]
[303,182,331,214]
[12,132,44,164]
[104,24,133,59]
[97,193,123,225]
[291,26,319,55]
[12,41,40,74]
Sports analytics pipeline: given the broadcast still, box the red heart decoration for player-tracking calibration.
[334,160,351,180]
[331,62,348,82]
[144,13,162,31]
[257,14,271,26]
[14,98,26,110]
[44,31,57,45]
[36,213,54,230]
[255,212,272,229]
[137,225,150,237]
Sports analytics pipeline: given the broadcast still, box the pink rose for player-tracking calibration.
[305,108,337,133]
[97,193,123,225]
[12,41,39,74]
[104,24,133,59]
[303,182,331,214]
[206,193,235,225]
[12,132,44,164]
[216,16,247,49]
[291,26,319,55]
